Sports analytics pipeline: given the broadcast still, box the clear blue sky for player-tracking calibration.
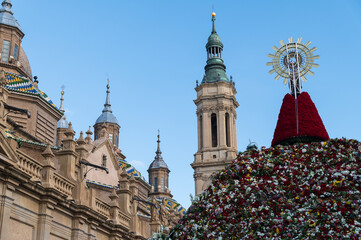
[13,0,361,208]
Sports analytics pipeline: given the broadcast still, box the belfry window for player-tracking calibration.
[161,177,165,192]
[154,177,158,192]
[211,113,217,147]
[109,133,113,144]
[225,113,230,147]
[1,40,10,63]
[14,44,18,60]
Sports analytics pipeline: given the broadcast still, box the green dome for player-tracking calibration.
[206,32,223,48]
[202,14,229,84]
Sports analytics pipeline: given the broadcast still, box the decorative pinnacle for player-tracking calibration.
[211,11,216,33]
[0,0,13,14]
[59,86,65,113]
[156,129,161,155]
[103,79,112,113]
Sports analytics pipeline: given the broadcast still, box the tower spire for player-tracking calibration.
[211,11,216,33]
[203,11,229,83]
[59,86,65,113]
[57,88,69,129]
[156,129,161,156]
[103,79,112,113]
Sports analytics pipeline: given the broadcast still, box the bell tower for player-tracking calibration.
[191,12,239,195]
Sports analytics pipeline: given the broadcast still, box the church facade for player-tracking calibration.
[0,1,185,239]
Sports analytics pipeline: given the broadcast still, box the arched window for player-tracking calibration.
[154,177,158,192]
[161,177,165,192]
[225,113,230,147]
[109,133,113,144]
[1,40,10,63]
[211,113,217,147]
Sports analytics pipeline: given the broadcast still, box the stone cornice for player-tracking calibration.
[195,81,237,93]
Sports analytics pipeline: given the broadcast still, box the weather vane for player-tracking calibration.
[267,37,319,98]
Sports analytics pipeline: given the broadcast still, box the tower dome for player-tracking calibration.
[95,83,119,125]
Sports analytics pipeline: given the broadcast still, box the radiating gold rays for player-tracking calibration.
[267,37,319,85]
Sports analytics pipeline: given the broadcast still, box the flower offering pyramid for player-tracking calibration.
[272,92,329,146]
[173,139,361,239]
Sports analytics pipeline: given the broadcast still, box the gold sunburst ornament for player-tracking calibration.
[267,37,319,98]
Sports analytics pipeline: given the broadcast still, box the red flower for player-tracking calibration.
[272,92,329,146]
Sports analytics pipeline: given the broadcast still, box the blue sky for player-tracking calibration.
[13,0,361,208]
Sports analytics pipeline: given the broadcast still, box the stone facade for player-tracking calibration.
[0,1,184,239]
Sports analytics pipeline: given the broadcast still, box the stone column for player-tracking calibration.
[56,122,78,182]
[0,182,15,240]
[197,113,202,151]
[71,217,87,240]
[194,173,203,196]
[117,169,131,215]
[88,221,98,240]
[129,175,139,236]
[109,188,120,224]
[41,145,55,188]
[36,201,54,240]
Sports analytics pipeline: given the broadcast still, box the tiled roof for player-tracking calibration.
[119,158,148,184]
[86,179,114,189]
[5,129,60,150]
[148,197,187,215]
[4,72,59,111]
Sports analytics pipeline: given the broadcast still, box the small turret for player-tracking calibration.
[94,80,120,147]
[148,131,172,198]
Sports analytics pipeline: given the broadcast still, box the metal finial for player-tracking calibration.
[211,10,216,34]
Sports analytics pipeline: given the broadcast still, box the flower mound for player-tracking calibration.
[173,139,361,239]
[272,92,329,146]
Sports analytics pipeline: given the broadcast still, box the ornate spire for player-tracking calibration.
[148,130,168,170]
[103,79,112,113]
[95,79,119,125]
[57,88,69,129]
[211,11,216,34]
[156,130,162,157]
[203,11,229,83]
[59,87,65,113]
